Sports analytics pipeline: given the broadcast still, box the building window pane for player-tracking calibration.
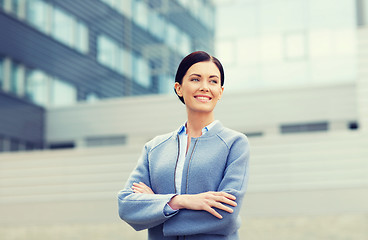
[10,61,21,95]
[11,0,20,14]
[133,54,150,88]
[26,0,48,33]
[166,23,178,50]
[86,92,99,103]
[149,10,165,40]
[97,35,116,69]
[50,78,77,106]
[75,22,89,53]
[10,138,19,151]
[133,0,148,29]
[121,0,132,18]
[0,56,3,89]
[284,32,307,60]
[52,7,74,47]
[0,0,4,9]
[158,74,174,94]
[26,69,48,106]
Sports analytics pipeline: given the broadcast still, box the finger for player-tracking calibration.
[205,206,223,219]
[133,189,144,193]
[132,187,144,193]
[212,201,234,214]
[215,196,237,207]
[133,183,148,191]
[140,182,152,191]
[133,182,154,194]
[215,192,236,201]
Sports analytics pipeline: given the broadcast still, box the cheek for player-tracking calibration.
[211,87,222,97]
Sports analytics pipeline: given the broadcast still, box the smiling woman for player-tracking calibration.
[117,51,250,240]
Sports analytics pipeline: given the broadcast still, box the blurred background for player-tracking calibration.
[0,0,367,239]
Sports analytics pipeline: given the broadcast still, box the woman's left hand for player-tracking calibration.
[132,182,155,194]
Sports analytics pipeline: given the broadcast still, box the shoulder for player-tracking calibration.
[145,131,176,153]
[216,126,249,150]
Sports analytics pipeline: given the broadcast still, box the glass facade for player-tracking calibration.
[26,69,49,107]
[24,0,89,53]
[50,78,77,107]
[10,61,21,95]
[26,0,48,32]
[0,0,215,152]
[97,34,132,78]
[216,0,357,91]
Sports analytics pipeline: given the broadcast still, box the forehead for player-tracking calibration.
[186,61,220,76]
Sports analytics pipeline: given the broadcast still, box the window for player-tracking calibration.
[86,92,99,103]
[52,7,74,47]
[120,0,132,18]
[284,32,307,60]
[26,69,49,106]
[0,0,4,9]
[25,1,89,52]
[133,0,148,29]
[97,35,117,69]
[97,34,131,76]
[75,22,89,53]
[10,138,19,151]
[166,23,178,50]
[85,135,127,147]
[280,122,329,134]
[50,78,77,107]
[158,74,174,94]
[27,0,48,33]
[0,136,4,152]
[149,10,165,40]
[133,53,150,88]
[0,57,3,89]
[10,61,22,95]
[177,31,191,56]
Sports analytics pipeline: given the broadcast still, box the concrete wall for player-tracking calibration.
[46,83,358,147]
[357,28,368,131]
[1,128,367,239]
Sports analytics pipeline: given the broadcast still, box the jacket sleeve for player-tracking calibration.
[117,144,178,231]
[163,135,250,236]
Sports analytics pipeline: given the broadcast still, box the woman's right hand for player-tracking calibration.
[168,191,237,219]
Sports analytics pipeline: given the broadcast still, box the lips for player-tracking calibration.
[194,95,212,103]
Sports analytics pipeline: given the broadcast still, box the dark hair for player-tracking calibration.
[174,51,225,104]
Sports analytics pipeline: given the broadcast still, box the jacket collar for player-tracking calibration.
[174,120,223,139]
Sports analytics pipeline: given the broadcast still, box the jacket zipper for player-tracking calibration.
[185,139,198,194]
[183,139,198,240]
[174,137,198,240]
[174,135,180,194]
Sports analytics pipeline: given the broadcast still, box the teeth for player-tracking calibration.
[197,97,210,100]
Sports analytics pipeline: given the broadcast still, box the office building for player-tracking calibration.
[0,0,216,152]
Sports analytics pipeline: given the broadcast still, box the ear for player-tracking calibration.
[174,82,183,97]
[218,86,224,100]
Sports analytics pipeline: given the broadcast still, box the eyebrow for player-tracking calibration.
[189,73,219,78]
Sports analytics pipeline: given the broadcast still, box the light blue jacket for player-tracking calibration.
[118,121,250,240]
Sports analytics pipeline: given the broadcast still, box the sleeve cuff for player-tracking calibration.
[164,203,179,216]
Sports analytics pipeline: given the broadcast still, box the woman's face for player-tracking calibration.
[175,61,224,114]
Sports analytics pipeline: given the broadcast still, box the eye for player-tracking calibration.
[210,79,218,84]
[191,78,199,82]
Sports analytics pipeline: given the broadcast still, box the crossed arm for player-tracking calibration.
[132,182,237,219]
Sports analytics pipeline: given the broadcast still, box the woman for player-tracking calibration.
[118,51,250,240]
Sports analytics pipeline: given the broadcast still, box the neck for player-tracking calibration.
[186,110,214,137]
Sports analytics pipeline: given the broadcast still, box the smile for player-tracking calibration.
[194,95,212,103]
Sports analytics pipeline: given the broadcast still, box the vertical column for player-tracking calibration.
[357,27,368,132]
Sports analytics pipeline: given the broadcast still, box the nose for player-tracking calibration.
[199,81,209,92]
